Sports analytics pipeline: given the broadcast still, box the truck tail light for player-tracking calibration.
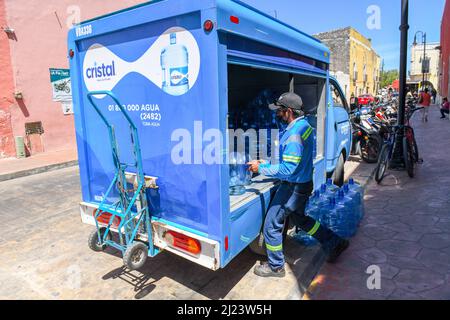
[225,236,229,251]
[164,230,201,255]
[93,209,121,227]
[230,16,240,24]
[203,20,214,32]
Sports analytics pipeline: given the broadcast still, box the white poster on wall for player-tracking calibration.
[61,101,73,115]
[50,68,72,101]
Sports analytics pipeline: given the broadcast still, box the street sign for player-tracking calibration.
[421,58,430,74]
[49,68,72,101]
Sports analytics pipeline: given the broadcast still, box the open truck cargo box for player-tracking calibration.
[69,0,332,270]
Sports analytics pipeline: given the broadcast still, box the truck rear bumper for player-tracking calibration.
[80,202,221,270]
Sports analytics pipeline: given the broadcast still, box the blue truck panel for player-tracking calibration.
[71,9,223,239]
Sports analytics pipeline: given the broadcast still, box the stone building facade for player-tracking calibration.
[314,27,381,101]
[410,42,440,92]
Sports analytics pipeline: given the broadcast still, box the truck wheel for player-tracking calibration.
[332,153,345,187]
[123,241,148,270]
[88,227,111,252]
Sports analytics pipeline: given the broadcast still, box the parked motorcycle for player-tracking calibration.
[350,108,383,163]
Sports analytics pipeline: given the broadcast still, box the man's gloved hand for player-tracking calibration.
[247,160,266,173]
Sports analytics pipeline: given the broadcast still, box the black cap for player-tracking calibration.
[268,92,303,111]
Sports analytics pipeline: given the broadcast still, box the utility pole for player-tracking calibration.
[391,0,409,167]
[413,31,427,90]
[398,0,408,127]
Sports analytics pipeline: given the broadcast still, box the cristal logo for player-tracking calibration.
[170,70,188,85]
[85,61,116,79]
[82,27,200,96]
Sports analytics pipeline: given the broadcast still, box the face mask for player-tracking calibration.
[276,114,287,124]
[276,109,288,124]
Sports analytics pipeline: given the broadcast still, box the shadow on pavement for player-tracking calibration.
[100,241,260,299]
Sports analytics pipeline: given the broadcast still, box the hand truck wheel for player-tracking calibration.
[123,241,148,270]
[88,227,112,252]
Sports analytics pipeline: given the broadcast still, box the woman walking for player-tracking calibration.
[419,88,432,122]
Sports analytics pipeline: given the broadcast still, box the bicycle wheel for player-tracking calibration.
[375,144,390,184]
[403,137,415,178]
[412,137,419,163]
[406,127,419,162]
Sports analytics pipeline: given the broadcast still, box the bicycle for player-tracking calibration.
[374,103,423,184]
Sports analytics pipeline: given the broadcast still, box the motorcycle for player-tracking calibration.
[350,108,383,163]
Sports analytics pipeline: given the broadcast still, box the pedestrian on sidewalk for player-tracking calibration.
[440,97,450,119]
[432,88,437,104]
[418,88,432,122]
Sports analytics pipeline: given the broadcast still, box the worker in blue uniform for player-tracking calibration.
[247,92,349,278]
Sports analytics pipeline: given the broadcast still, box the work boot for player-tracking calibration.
[254,262,285,278]
[326,237,350,263]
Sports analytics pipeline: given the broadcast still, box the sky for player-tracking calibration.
[240,0,445,71]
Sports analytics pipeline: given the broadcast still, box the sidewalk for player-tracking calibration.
[305,105,450,300]
[0,149,78,182]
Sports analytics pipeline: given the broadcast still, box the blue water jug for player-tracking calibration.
[161,33,189,96]
[336,190,357,237]
[294,191,321,246]
[306,190,321,220]
[229,152,251,195]
[326,178,340,193]
[348,178,365,223]
[343,184,359,233]
[294,230,319,246]
[321,197,350,239]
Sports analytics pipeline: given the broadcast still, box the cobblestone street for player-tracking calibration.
[306,106,450,300]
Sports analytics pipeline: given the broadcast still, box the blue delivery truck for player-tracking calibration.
[68,0,352,271]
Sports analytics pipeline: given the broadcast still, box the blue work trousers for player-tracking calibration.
[263,181,317,269]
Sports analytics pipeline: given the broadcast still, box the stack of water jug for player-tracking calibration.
[294,178,364,246]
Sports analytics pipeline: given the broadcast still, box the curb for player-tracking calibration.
[0,160,78,182]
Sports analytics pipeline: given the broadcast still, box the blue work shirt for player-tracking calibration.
[258,116,314,183]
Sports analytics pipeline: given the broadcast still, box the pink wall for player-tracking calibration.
[0,0,16,157]
[2,0,143,156]
[441,0,450,98]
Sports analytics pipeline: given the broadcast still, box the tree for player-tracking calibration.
[380,69,399,88]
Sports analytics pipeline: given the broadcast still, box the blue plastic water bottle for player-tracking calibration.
[343,184,359,235]
[322,197,349,239]
[320,197,335,228]
[348,178,365,223]
[306,191,321,220]
[161,33,190,96]
[294,230,319,246]
[295,191,321,246]
[336,190,356,238]
[326,178,340,193]
[316,184,332,223]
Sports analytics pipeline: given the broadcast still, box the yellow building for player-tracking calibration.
[349,28,381,97]
[315,27,381,100]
